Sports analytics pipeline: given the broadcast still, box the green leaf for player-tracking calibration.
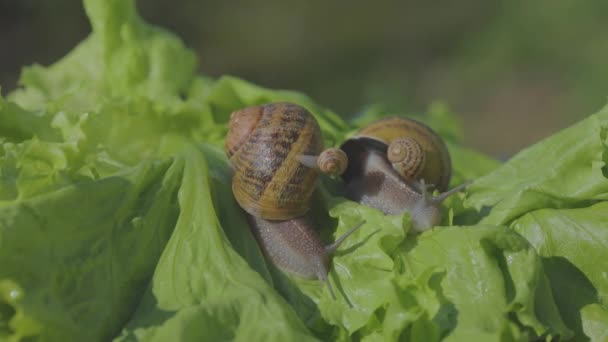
[513,202,608,340]
[0,158,181,341]
[10,0,197,114]
[297,202,407,336]
[187,76,350,148]
[113,145,316,342]
[395,225,572,341]
[581,304,608,342]
[466,104,608,225]
[2,0,606,340]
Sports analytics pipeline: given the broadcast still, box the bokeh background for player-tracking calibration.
[1,0,607,158]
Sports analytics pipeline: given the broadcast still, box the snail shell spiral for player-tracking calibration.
[387,137,426,181]
[317,148,348,177]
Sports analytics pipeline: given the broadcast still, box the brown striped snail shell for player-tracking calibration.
[356,117,451,191]
[226,102,325,220]
[225,102,360,299]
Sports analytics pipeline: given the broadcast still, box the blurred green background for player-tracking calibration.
[1,0,607,158]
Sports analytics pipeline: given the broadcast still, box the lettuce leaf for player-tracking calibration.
[9,0,197,114]
[512,202,608,339]
[394,225,572,341]
[466,105,608,225]
[113,145,316,341]
[1,0,607,341]
[463,98,608,340]
[0,156,181,341]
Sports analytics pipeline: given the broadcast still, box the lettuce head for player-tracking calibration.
[1,0,607,341]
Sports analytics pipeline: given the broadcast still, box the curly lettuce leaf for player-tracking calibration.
[113,145,316,341]
[466,104,608,225]
[185,75,350,149]
[9,0,197,114]
[393,225,571,341]
[512,202,608,339]
[0,157,181,341]
[461,103,608,341]
[291,203,407,336]
[581,304,608,342]
[1,0,606,341]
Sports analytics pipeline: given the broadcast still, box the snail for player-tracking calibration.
[340,117,471,232]
[355,117,452,190]
[225,102,361,299]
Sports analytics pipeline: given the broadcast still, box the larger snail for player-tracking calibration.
[225,102,361,299]
[340,117,471,232]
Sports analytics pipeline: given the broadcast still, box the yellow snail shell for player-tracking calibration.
[357,117,451,191]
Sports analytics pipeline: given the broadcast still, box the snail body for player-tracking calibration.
[246,215,362,299]
[226,102,358,299]
[246,216,329,280]
[341,118,470,232]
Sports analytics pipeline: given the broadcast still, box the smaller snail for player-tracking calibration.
[297,147,348,177]
[356,117,452,191]
[341,117,471,232]
[226,102,361,299]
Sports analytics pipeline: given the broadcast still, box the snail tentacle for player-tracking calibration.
[318,268,336,300]
[296,154,319,169]
[430,180,474,204]
[325,220,366,254]
[419,179,429,203]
